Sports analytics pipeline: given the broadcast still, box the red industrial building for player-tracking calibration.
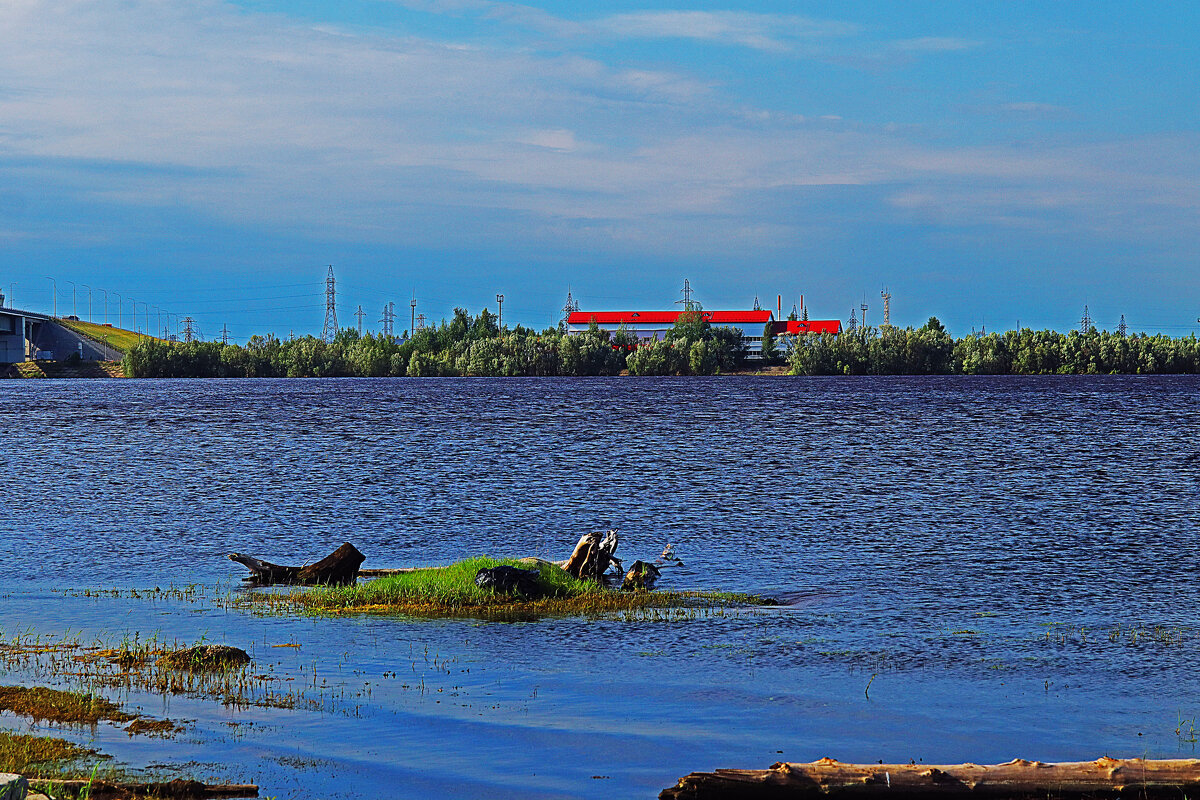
[566,309,842,359]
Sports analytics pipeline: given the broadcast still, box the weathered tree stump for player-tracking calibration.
[661,757,1200,799]
[474,566,545,598]
[563,530,620,581]
[228,542,365,586]
[621,560,661,591]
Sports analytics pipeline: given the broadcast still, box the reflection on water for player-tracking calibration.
[1,376,1199,798]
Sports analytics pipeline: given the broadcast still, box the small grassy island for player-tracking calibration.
[282,557,770,619]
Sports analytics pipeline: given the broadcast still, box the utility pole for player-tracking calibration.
[416,313,426,331]
[113,292,122,329]
[880,288,891,328]
[221,324,231,345]
[1080,305,1092,334]
[410,293,417,339]
[496,294,504,332]
[753,295,761,311]
[67,281,76,318]
[82,284,92,321]
[183,317,196,343]
[1118,314,1127,337]
[355,304,365,335]
[847,308,857,333]
[321,265,338,343]
[44,277,56,317]
[97,289,108,324]
[860,300,869,334]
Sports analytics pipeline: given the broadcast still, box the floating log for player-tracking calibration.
[563,530,621,581]
[29,778,257,798]
[228,542,365,586]
[660,757,1200,799]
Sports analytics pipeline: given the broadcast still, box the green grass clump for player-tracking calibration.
[291,557,771,619]
[313,557,596,609]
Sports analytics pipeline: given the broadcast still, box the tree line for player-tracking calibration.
[788,318,1200,375]
[122,310,1200,378]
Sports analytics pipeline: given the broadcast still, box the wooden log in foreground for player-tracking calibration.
[29,778,257,798]
[661,757,1200,799]
[228,542,365,586]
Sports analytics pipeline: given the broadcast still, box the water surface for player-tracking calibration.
[2,376,1198,798]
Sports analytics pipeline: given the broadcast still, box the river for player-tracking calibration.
[1,376,1198,798]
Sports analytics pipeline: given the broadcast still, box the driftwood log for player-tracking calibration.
[29,778,257,798]
[661,757,1200,799]
[228,542,365,586]
[563,530,621,581]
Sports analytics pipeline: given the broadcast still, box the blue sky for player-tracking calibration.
[1,1,1197,338]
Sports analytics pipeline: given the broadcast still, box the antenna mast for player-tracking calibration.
[880,288,891,328]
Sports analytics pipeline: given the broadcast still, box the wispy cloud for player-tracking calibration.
[0,0,1194,261]
[894,37,982,53]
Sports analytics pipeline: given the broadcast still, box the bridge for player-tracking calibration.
[0,306,120,364]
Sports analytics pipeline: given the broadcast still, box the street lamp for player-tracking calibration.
[44,277,57,317]
[129,298,137,333]
[81,284,92,322]
[65,281,76,318]
[112,293,122,330]
[97,288,108,325]
[496,294,504,332]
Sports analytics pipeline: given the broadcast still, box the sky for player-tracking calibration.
[1,0,1197,339]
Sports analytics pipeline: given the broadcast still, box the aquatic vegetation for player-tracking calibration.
[0,732,104,777]
[0,685,134,725]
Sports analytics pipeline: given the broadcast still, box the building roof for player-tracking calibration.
[567,310,774,326]
[773,319,843,335]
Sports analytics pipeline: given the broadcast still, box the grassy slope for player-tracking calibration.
[56,318,151,352]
